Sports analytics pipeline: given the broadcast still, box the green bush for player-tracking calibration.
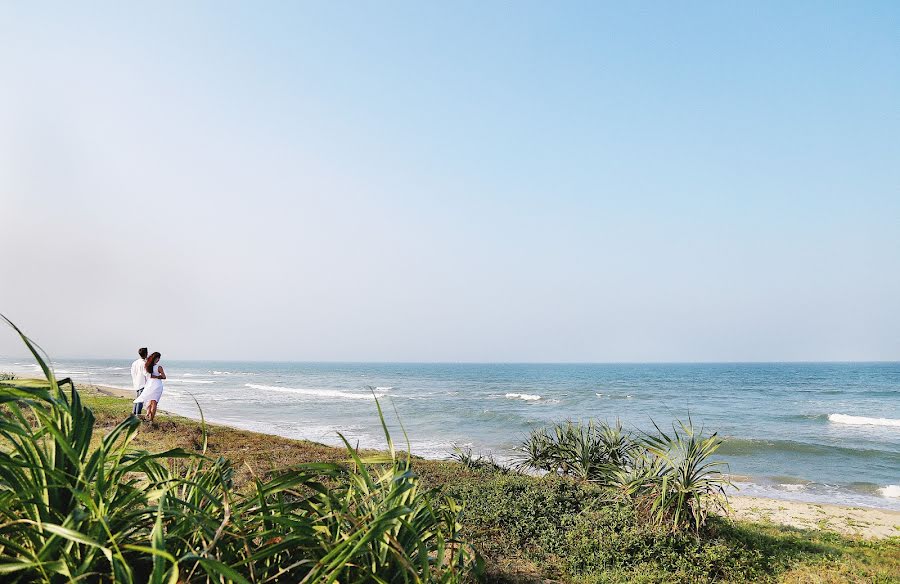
[519,418,731,533]
[450,447,510,475]
[518,420,637,482]
[447,475,768,583]
[563,509,766,582]
[621,419,731,533]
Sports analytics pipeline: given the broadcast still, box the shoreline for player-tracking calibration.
[48,379,900,539]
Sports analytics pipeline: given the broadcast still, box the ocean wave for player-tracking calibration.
[375,386,393,391]
[246,383,386,400]
[732,480,900,510]
[828,414,900,428]
[786,413,829,421]
[166,379,216,384]
[718,437,900,462]
[212,371,233,375]
[878,485,900,498]
[505,393,541,401]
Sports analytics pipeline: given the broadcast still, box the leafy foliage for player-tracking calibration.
[518,419,637,483]
[519,417,731,532]
[619,419,731,533]
[450,447,510,475]
[0,315,481,583]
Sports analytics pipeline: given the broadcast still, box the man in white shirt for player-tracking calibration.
[131,347,148,416]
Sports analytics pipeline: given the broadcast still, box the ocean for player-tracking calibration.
[2,358,898,510]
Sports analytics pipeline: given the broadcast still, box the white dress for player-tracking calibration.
[135,363,164,404]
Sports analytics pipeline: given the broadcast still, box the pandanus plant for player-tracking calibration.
[633,419,732,533]
[518,419,638,484]
[519,414,731,532]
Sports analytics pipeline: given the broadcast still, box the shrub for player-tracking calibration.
[518,419,638,483]
[446,474,764,583]
[621,420,732,533]
[518,418,731,533]
[450,447,510,474]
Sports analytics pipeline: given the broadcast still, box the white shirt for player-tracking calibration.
[131,358,147,392]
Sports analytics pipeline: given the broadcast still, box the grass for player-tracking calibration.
[6,379,895,583]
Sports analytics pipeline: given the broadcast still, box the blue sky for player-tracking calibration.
[1,2,898,361]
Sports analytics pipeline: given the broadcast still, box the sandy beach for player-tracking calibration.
[729,495,900,539]
[73,380,900,540]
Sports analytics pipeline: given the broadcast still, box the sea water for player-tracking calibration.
[2,358,898,510]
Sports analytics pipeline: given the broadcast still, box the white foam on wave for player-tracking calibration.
[167,379,216,384]
[505,392,541,401]
[779,483,806,492]
[828,414,900,428]
[246,383,386,400]
[375,386,393,391]
[212,371,233,375]
[878,485,900,498]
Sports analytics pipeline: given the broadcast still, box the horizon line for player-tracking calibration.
[3,355,900,367]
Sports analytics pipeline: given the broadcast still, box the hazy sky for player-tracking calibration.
[1,2,898,362]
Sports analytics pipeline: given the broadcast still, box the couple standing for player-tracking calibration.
[130,347,166,422]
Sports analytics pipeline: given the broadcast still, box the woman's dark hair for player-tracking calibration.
[145,352,161,374]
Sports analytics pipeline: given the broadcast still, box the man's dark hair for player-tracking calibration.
[139,347,148,359]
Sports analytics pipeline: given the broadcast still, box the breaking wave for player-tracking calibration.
[505,393,541,401]
[878,485,900,498]
[246,383,386,400]
[167,379,216,384]
[828,414,900,428]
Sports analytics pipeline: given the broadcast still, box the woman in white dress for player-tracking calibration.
[134,351,166,422]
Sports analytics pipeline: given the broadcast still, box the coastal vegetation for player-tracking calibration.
[0,320,898,582]
[0,320,479,583]
[517,419,730,533]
